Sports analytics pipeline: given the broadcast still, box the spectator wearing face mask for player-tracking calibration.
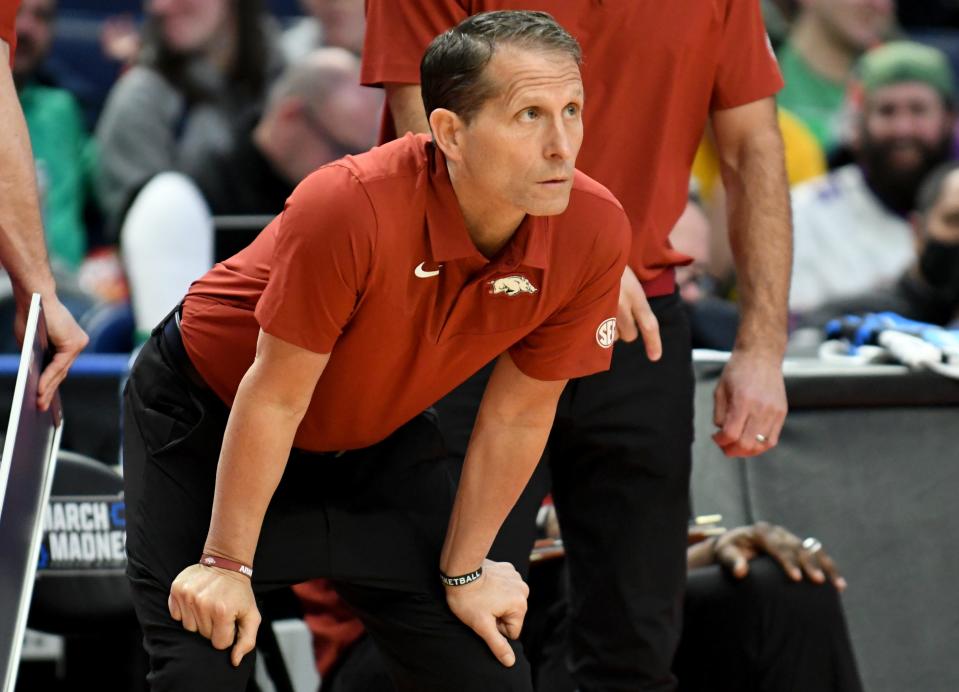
[803,160,959,328]
[789,41,957,316]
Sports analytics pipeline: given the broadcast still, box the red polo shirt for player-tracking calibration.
[1,0,17,64]
[180,134,629,452]
[361,0,784,294]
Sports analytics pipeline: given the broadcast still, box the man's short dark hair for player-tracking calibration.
[420,10,582,125]
[917,161,959,216]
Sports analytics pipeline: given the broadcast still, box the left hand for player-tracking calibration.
[711,522,847,591]
[712,348,786,456]
[15,293,89,412]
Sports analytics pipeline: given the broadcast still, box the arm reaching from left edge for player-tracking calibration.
[711,97,790,457]
[0,40,87,410]
[440,352,566,667]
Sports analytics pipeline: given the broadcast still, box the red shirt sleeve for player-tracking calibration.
[255,164,376,354]
[1,0,19,65]
[710,0,784,111]
[361,0,468,87]
[509,209,630,382]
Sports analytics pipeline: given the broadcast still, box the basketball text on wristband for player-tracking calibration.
[440,567,483,587]
[199,554,253,579]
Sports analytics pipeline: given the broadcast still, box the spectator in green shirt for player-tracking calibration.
[777,0,896,153]
[13,0,94,273]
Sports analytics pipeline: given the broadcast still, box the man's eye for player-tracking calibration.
[521,108,538,120]
[565,104,579,116]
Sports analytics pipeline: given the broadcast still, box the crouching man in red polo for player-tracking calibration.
[121,10,639,692]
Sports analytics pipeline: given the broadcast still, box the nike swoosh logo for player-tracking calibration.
[414,261,442,278]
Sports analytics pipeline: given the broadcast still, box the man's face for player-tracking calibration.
[923,170,959,245]
[805,0,894,52]
[14,0,55,80]
[858,81,955,212]
[455,46,584,218]
[307,0,365,54]
[918,170,959,301]
[318,82,383,154]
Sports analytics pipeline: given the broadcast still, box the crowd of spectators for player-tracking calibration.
[677,0,959,346]
[3,0,380,349]
[6,0,959,688]
[5,0,959,353]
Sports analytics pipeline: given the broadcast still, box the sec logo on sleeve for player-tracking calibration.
[596,318,617,348]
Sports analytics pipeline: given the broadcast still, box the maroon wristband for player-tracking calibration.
[199,554,253,579]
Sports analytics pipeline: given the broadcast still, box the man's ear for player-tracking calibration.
[429,108,465,162]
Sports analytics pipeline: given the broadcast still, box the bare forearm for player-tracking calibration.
[440,355,564,576]
[441,416,552,576]
[385,83,430,136]
[0,55,56,299]
[720,123,791,357]
[204,366,307,565]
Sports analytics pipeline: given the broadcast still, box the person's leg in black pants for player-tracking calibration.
[674,558,864,692]
[122,331,533,692]
[532,558,864,692]
[548,291,694,692]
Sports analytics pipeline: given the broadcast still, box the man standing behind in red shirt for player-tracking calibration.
[122,11,631,692]
[363,2,792,690]
[0,0,87,409]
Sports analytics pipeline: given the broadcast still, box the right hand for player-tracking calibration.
[444,559,529,667]
[168,563,262,667]
[616,265,662,361]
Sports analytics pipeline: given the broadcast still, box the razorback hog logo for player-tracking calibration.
[488,275,538,296]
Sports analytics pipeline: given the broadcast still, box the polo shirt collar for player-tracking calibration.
[425,142,549,270]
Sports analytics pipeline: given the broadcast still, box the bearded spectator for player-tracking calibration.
[790,41,957,315]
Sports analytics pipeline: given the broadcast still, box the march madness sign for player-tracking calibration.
[36,494,126,574]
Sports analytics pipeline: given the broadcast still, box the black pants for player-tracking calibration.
[435,291,694,691]
[325,557,863,692]
[533,557,863,692]
[671,560,864,692]
[122,324,533,692]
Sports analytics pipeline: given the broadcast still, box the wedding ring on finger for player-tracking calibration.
[802,537,823,554]
[755,433,768,444]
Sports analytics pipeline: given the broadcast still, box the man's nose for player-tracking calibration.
[545,118,574,161]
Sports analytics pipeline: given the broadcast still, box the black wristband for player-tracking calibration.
[440,567,483,587]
